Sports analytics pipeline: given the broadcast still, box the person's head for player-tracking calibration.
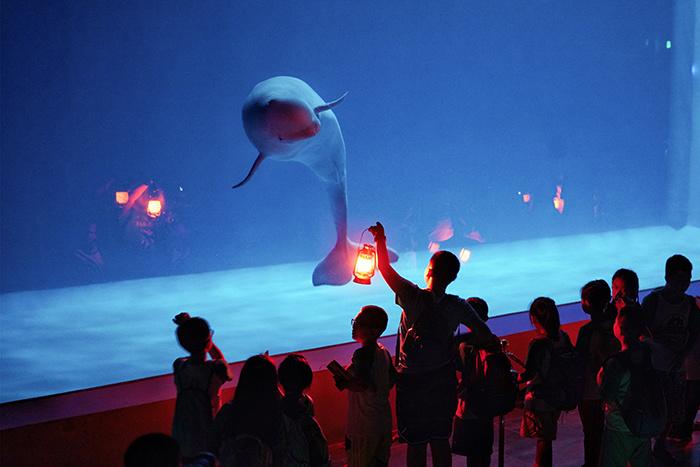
[613,304,644,346]
[124,433,180,467]
[529,297,560,339]
[173,312,212,355]
[278,353,312,395]
[466,297,489,322]
[580,279,611,317]
[352,305,388,345]
[664,254,692,295]
[425,250,460,289]
[234,354,280,406]
[611,268,639,302]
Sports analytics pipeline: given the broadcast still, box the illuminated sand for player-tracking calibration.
[1,226,698,402]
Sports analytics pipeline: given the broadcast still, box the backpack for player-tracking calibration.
[397,292,455,367]
[614,348,667,437]
[219,433,274,467]
[540,336,584,411]
[464,349,518,418]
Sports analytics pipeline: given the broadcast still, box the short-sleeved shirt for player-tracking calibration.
[642,291,699,372]
[575,320,620,400]
[395,283,481,373]
[346,343,394,437]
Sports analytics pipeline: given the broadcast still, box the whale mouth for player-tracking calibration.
[264,99,320,143]
[277,121,320,142]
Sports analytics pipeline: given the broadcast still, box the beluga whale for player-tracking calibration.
[233,76,397,286]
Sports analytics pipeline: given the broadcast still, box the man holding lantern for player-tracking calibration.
[368,222,500,467]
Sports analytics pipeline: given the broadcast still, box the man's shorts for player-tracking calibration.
[452,415,494,457]
[396,364,457,445]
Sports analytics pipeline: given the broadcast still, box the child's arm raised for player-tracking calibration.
[209,342,234,382]
[369,222,413,295]
[208,342,225,361]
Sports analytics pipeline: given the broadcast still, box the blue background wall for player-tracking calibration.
[1,1,673,292]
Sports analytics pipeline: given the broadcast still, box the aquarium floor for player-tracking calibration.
[1,225,698,402]
[327,408,700,467]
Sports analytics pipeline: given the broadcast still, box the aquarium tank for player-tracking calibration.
[1,0,698,402]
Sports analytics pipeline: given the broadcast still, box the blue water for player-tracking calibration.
[1,2,695,402]
[1,226,698,402]
[1,1,675,292]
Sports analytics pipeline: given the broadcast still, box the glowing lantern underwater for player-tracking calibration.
[353,243,377,285]
[146,199,163,218]
[553,185,565,214]
[115,191,129,206]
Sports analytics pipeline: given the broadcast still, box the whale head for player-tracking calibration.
[242,97,321,159]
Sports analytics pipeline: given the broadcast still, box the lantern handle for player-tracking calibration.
[358,228,370,246]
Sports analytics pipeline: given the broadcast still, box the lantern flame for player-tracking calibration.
[353,244,377,285]
[459,248,472,263]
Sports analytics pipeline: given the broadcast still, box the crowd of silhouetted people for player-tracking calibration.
[124,223,699,467]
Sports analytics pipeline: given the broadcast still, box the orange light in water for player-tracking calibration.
[430,219,454,242]
[115,191,129,205]
[353,244,377,285]
[146,199,162,218]
[553,185,565,214]
[459,248,472,263]
[467,230,485,243]
[522,193,531,203]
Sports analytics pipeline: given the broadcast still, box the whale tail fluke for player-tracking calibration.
[232,153,265,189]
[312,238,400,286]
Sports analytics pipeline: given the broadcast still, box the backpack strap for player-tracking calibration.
[394,290,435,366]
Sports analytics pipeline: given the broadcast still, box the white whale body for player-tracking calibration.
[234,76,398,286]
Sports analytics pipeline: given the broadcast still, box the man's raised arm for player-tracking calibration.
[369,222,413,295]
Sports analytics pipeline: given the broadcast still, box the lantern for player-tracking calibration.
[353,243,377,285]
[115,191,129,206]
[146,199,162,218]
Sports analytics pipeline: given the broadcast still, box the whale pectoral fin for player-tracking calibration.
[312,241,354,286]
[232,153,265,189]
[313,92,348,114]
